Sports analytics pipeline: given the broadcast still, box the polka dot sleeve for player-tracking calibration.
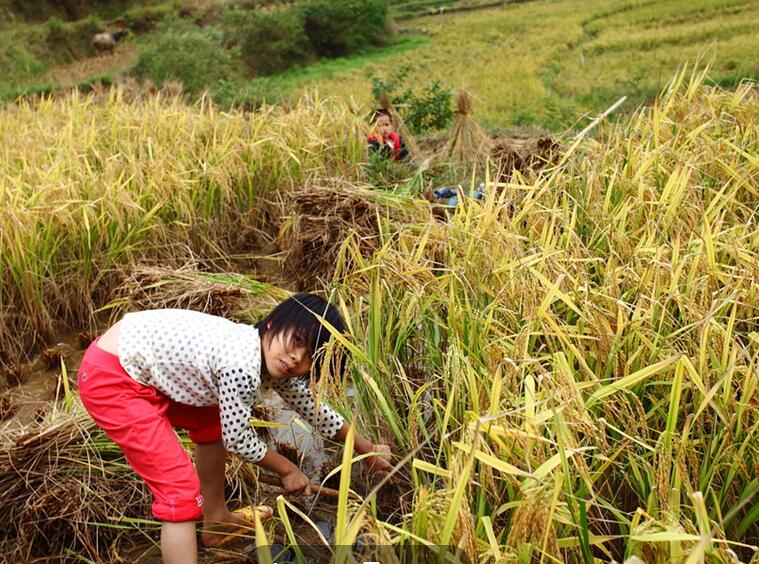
[218,367,268,463]
[271,377,345,439]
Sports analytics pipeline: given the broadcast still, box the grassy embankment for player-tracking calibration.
[0,66,757,561]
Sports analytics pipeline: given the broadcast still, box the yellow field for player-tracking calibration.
[0,91,366,364]
[1,66,757,561]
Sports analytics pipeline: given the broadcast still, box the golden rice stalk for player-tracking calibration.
[506,487,560,559]
[0,90,366,366]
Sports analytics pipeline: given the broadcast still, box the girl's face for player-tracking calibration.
[374,115,392,138]
[262,329,312,379]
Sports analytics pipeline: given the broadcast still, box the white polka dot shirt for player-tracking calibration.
[118,309,345,463]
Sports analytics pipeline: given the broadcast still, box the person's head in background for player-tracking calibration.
[371,108,394,140]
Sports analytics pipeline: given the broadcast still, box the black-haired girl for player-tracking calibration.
[77,293,392,563]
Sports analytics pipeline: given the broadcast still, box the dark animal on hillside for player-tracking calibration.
[91,30,129,54]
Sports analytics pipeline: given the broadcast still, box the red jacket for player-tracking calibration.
[368,131,407,161]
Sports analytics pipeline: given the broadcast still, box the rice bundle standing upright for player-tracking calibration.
[444,89,492,166]
[378,91,421,158]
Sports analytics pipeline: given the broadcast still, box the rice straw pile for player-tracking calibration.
[0,407,272,560]
[490,135,561,181]
[112,263,290,320]
[443,89,492,166]
[0,412,152,561]
[277,178,430,289]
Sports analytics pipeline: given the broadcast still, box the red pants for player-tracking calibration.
[77,341,222,522]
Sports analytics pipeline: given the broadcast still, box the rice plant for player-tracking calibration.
[0,65,756,562]
[0,89,366,368]
[324,67,758,562]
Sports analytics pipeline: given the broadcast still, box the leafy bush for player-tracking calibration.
[219,8,254,47]
[209,78,238,108]
[372,66,453,133]
[132,19,231,95]
[299,0,390,57]
[240,76,289,108]
[122,5,176,33]
[400,79,454,132]
[239,8,312,75]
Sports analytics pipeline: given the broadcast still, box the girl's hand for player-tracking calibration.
[363,444,393,474]
[280,467,312,496]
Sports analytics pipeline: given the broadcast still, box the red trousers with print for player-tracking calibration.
[77,341,222,522]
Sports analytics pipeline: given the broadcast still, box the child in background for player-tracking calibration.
[77,293,392,564]
[368,108,409,161]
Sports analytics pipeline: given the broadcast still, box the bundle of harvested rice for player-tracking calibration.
[529,135,561,170]
[378,92,421,158]
[277,179,429,289]
[490,137,526,180]
[112,263,290,320]
[490,135,561,182]
[0,411,152,561]
[443,90,492,166]
[277,180,383,289]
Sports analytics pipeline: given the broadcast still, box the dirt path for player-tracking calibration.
[397,0,534,21]
[43,44,137,87]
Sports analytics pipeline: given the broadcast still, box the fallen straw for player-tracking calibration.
[257,473,359,500]
[560,95,627,163]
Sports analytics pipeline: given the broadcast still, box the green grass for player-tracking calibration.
[243,35,429,103]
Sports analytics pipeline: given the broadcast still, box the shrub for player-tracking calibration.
[400,79,454,132]
[239,8,312,75]
[299,0,390,57]
[209,78,238,108]
[372,67,453,133]
[219,8,254,48]
[122,5,176,33]
[240,76,290,108]
[132,19,231,95]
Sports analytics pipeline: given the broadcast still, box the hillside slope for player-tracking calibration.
[2,0,758,131]
[292,0,759,128]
